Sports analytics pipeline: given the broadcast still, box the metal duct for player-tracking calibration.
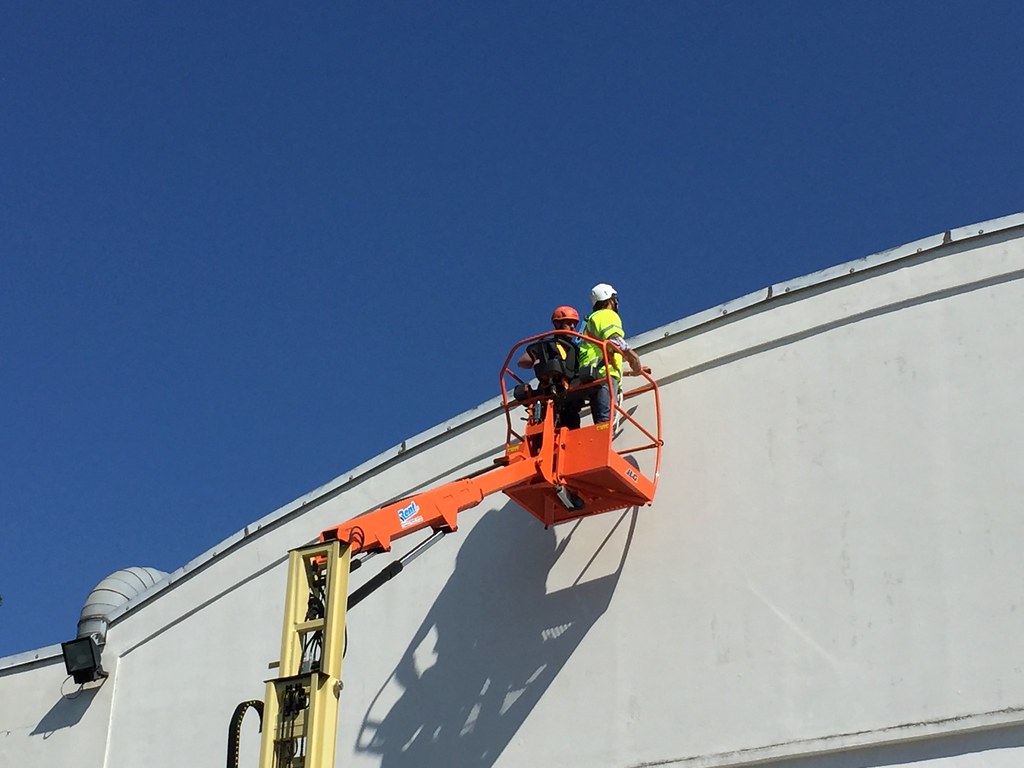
[77,566,168,642]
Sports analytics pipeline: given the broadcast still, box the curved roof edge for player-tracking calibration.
[630,210,1024,350]
[4,210,1022,671]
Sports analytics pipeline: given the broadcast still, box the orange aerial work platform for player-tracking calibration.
[319,330,663,553]
[498,329,662,526]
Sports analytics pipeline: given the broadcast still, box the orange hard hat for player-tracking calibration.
[551,305,579,325]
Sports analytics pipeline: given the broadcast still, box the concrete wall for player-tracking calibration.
[3,214,1024,767]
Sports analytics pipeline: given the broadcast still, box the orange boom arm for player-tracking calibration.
[319,454,541,555]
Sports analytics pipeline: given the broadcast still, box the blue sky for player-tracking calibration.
[2,2,1021,657]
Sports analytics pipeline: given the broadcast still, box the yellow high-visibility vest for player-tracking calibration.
[579,308,625,380]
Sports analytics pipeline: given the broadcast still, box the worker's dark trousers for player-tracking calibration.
[590,384,613,423]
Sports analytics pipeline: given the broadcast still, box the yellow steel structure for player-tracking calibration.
[258,540,351,768]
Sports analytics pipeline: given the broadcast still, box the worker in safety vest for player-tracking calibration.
[578,283,650,423]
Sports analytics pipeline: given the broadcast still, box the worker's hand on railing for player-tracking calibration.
[625,365,652,376]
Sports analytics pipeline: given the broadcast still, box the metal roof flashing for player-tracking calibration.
[630,211,1024,350]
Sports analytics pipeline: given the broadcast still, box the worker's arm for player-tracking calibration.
[516,350,535,369]
[608,335,651,376]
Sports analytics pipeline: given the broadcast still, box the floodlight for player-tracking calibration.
[61,634,107,684]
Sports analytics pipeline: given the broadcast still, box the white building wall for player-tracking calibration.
[2,214,1024,768]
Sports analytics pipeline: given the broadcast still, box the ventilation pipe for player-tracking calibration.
[76,566,168,642]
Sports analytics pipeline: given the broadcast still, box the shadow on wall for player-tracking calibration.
[357,500,636,767]
[760,723,1024,768]
[30,681,101,738]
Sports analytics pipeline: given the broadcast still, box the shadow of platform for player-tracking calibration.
[357,501,636,767]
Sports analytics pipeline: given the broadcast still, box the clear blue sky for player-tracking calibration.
[2,2,1021,657]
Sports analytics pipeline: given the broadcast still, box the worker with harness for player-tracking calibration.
[578,283,650,423]
[517,305,584,429]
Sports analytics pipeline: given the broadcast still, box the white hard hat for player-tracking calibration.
[590,283,617,305]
